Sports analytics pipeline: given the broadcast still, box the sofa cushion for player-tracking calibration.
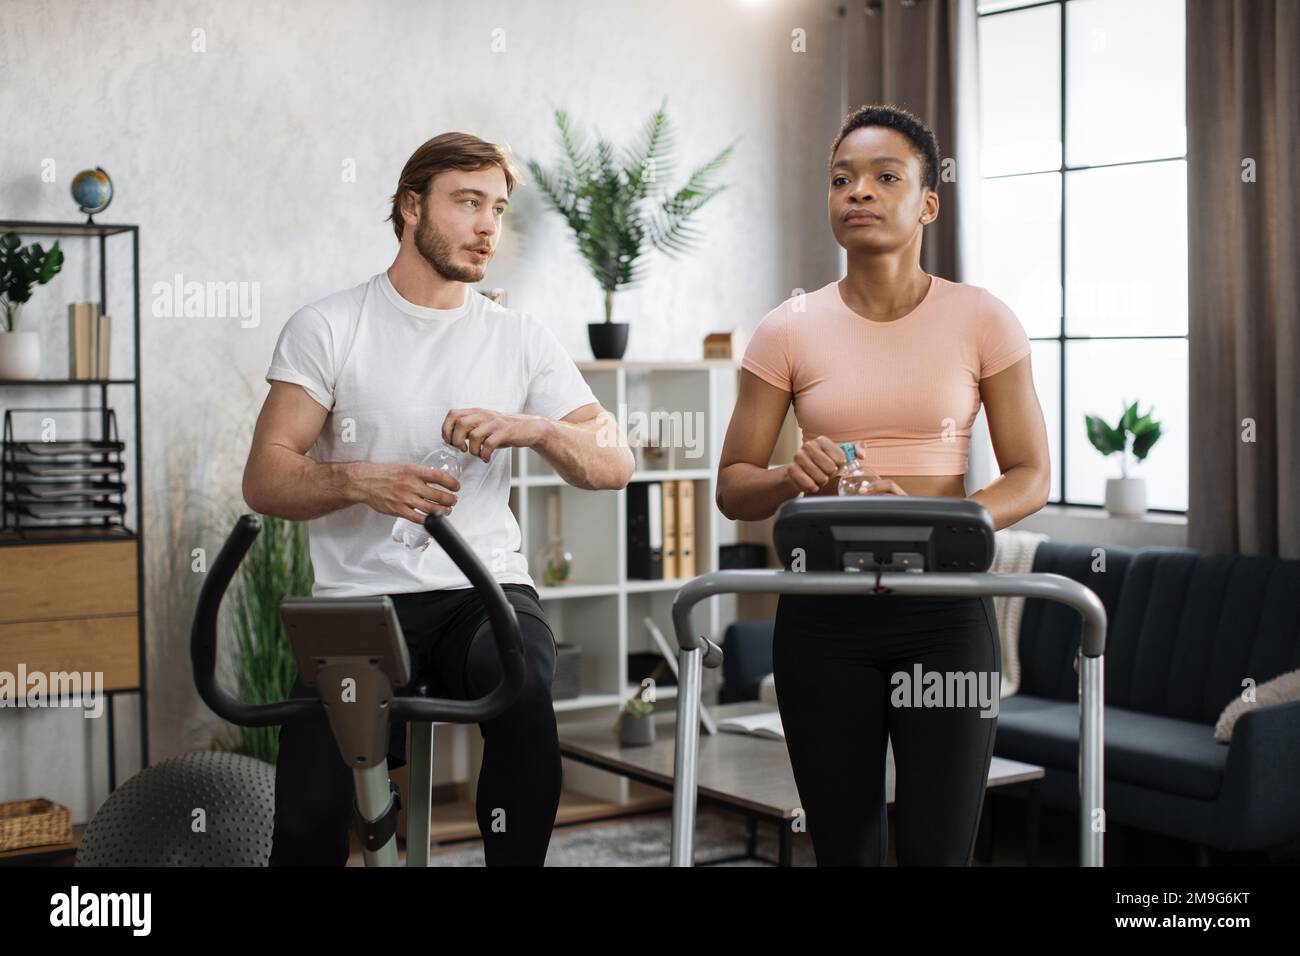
[996,695,1229,800]
[719,618,775,703]
[1018,544,1300,725]
[1115,550,1300,724]
[1017,541,1135,702]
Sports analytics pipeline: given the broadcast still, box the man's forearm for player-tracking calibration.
[244,445,359,520]
[531,412,635,490]
[967,464,1050,531]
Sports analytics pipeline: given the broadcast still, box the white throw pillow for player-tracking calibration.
[1214,668,1300,743]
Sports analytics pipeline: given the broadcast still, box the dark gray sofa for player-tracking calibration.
[997,541,1300,858]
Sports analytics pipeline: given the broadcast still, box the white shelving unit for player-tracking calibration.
[446,360,741,806]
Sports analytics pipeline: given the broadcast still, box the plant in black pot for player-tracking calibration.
[525,98,736,359]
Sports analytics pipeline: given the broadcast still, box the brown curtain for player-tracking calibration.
[843,0,967,281]
[1187,0,1300,558]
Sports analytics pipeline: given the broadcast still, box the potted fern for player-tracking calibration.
[526,98,736,359]
[1085,399,1163,518]
[0,232,63,379]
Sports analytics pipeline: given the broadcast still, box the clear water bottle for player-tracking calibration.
[391,444,464,551]
[837,441,880,496]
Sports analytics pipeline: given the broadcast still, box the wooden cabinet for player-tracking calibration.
[0,540,141,691]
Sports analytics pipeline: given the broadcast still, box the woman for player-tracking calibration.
[717,105,1051,865]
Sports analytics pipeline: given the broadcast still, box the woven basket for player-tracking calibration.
[0,798,73,851]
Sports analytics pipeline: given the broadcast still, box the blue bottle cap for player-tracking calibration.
[839,441,856,461]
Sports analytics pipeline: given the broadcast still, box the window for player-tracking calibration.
[976,0,1187,512]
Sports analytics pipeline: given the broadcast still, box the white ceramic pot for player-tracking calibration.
[1105,477,1147,518]
[0,331,41,379]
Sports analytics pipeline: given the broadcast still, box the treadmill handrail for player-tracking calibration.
[670,569,1107,658]
[668,567,1109,867]
[191,513,527,728]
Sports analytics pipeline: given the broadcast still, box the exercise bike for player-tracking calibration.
[77,511,525,867]
[668,495,1107,866]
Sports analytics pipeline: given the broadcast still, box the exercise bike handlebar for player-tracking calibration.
[192,512,527,728]
[191,514,311,726]
[390,512,526,723]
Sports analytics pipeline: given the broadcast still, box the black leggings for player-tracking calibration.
[772,592,1001,866]
[269,583,561,867]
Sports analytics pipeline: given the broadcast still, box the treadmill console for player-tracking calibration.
[772,497,996,573]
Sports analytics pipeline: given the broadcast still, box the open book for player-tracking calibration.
[717,710,784,740]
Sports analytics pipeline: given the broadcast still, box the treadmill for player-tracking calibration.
[669,496,1106,866]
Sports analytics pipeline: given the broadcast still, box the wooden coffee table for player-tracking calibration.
[558,700,1044,866]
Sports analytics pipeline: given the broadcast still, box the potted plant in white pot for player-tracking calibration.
[525,98,736,359]
[1085,399,1163,518]
[0,232,63,380]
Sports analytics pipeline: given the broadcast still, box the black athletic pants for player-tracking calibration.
[772,592,1001,866]
[268,583,561,866]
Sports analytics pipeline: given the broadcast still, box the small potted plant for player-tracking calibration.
[618,684,656,746]
[0,232,63,379]
[526,98,736,360]
[1085,399,1162,518]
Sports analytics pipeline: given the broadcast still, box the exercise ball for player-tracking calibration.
[76,752,275,866]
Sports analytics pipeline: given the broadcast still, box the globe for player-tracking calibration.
[71,167,113,216]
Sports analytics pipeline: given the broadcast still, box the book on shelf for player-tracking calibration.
[627,478,700,581]
[675,479,695,577]
[627,481,663,579]
[67,302,111,379]
[96,311,111,378]
[661,480,677,579]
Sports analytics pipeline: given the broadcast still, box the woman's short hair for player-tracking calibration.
[829,105,941,193]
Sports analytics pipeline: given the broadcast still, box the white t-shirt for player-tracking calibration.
[265,271,598,598]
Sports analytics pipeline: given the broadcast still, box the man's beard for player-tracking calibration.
[413,214,485,283]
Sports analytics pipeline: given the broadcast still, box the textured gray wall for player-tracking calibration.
[0,0,844,823]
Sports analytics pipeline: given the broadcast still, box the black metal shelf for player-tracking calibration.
[0,378,136,386]
[0,218,147,803]
[0,524,138,547]
[0,219,136,238]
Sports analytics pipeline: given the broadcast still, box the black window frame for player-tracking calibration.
[977,0,1188,515]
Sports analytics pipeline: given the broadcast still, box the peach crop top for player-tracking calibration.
[740,275,1032,476]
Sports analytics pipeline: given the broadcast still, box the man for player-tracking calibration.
[242,131,635,866]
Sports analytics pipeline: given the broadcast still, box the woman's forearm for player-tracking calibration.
[967,464,1050,531]
[717,462,801,521]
